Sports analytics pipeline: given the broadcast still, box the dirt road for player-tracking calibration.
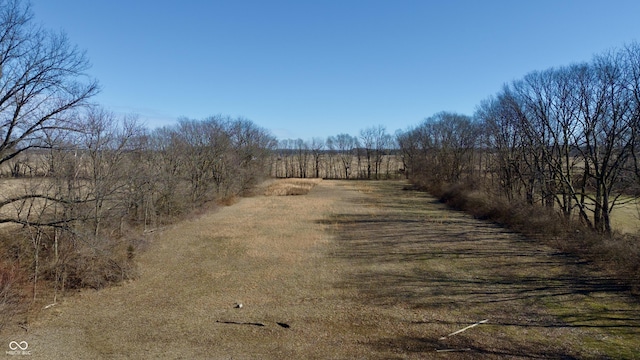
[4,180,639,358]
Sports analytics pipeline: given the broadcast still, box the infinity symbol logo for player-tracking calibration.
[9,341,28,351]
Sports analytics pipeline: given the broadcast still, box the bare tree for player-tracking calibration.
[396,127,420,179]
[574,51,636,233]
[176,118,216,204]
[475,45,640,234]
[334,133,356,179]
[325,136,337,179]
[148,126,185,217]
[309,137,324,178]
[360,127,375,179]
[476,95,522,200]
[360,125,390,179]
[0,0,98,223]
[624,42,640,199]
[226,117,276,193]
[294,138,309,178]
[372,126,392,179]
[80,108,144,237]
[0,0,98,164]
[278,139,293,178]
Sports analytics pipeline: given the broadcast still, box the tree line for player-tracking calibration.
[4,111,275,295]
[398,42,640,235]
[272,125,402,180]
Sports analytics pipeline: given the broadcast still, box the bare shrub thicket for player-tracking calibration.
[0,258,24,332]
[148,116,276,216]
[398,42,640,290]
[1,111,276,321]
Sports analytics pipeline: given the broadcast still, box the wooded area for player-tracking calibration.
[400,43,640,236]
[0,0,279,325]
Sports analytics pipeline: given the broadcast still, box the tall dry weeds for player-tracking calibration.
[264,178,322,196]
[0,259,26,332]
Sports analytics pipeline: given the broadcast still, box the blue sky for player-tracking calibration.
[30,0,640,140]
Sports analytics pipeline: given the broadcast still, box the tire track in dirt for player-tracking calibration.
[5,180,640,359]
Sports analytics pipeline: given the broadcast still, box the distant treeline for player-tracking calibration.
[272,126,403,180]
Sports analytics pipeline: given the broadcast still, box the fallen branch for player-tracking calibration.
[215,320,265,327]
[439,319,488,340]
[436,348,472,352]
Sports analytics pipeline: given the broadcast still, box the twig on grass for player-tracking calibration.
[216,320,265,327]
[439,319,488,340]
[436,348,472,352]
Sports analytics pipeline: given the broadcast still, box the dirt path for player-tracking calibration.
[4,180,640,358]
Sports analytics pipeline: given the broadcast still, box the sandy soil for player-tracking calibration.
[2,180,639,359]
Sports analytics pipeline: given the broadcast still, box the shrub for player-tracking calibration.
[0,260,26,332]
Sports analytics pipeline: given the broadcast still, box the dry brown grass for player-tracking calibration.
[607,198,640,234]
[0,179,40,224]
[328,181,640,358]
[263,178,322,196]
[430,182,640,295]
[2,180,638,358]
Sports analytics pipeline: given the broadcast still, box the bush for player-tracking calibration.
[0,259,26,332]
[58,234,138,290]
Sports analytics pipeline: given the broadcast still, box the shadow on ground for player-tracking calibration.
[322,181,640,359]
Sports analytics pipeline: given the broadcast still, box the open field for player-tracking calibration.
[1,179,639,358]
[608,199,640,234]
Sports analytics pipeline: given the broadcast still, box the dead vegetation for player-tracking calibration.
[263,178,322,196]
[7,180,639,359]
[328,181,640,358]
[0,112,276,333]
[0,258,26,334]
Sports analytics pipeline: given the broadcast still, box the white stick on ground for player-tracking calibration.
[439,319,488,340]
[436,348,472,352]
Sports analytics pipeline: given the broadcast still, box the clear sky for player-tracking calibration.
[30,0,640,140]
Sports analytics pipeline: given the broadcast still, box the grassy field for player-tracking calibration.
[2,179,639,358]
[329,181,640,358]
[610,198,640,234]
